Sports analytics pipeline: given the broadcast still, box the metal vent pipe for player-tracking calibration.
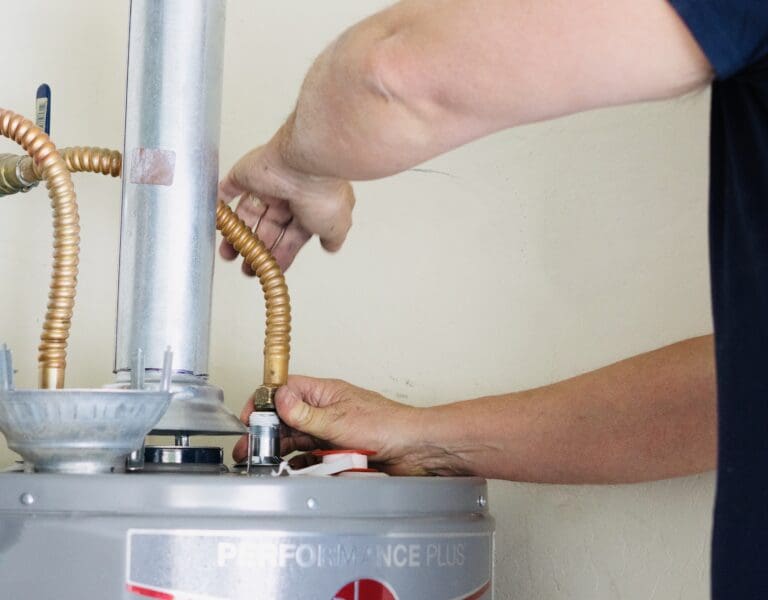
[115,0,226,377]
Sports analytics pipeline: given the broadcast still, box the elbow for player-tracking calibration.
[361,32,445,116]
[360,33,409,105]
[355,32,449,150]
[307,18,455,178]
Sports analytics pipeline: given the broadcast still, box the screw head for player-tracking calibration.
[19,492,35,506]
[477,494,487,508]
[306,497,318,510]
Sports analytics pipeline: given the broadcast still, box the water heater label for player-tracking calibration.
[125,529,492,600]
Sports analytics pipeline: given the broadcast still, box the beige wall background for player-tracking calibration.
[0,1,714,598]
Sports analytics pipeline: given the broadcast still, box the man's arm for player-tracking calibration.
[420,335,716,482]
[279,0,713,180]
[235,336,716,483]
[219,0,713,269]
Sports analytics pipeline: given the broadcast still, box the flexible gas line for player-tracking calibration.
[51,146,122,178]
[0,108,80,390]
[0,143,290,403]
[214,200,291,397]
[1,146,122,184]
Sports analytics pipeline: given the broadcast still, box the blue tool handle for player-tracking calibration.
[35,84,51,135]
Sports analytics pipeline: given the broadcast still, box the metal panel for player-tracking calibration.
[0,473,490,517]
[0,474,494,599]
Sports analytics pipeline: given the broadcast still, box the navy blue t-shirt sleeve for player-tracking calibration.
[668,0,768,78]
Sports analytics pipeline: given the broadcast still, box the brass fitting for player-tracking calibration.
[252,385,278,411]
[0,153,37,195]
[39,366,64,390]
[0,148,121,196]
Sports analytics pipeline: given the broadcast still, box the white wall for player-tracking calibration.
[0,2,714,598]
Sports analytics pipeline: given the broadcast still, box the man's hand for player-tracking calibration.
[232,376,453,476]
[233,337,716,483]
[219,0,711,272]
[218,137,355,273]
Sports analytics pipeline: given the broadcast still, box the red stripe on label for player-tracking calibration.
[126,583,175,600]
[461,581,491,600]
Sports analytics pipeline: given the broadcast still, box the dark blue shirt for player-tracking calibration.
[666,2,768,597]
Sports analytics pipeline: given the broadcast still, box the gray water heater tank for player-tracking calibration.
[0,472,494,599]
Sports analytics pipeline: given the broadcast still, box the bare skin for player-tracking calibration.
[233,336,716,482]
[220,0,711,271]
[223,0,716,482]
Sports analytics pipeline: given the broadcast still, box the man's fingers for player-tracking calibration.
[219,151,356,268]
[218,176,242,203]
[279,375,345,408]
[219,194,303,273]
[317,186,354,253]
[233,434,248,463]
[287,433,324,452]
[234,193,268,224]
[275,384,337,440]
[219,240,238,261]
[219,193,266,261]
[320,235,346,253]
[241,260,256,277]
[240,395,254,424]
[273,226,312,271]
[288,453,322,470]
[280,433,325,457]
[235,376,338,461]
[233,213,310,275]
[232,430,323,463]
[252,220,311,272]
[275,386,314,428]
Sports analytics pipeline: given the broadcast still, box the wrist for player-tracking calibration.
[265,122,348,194]
[407,405,484,477]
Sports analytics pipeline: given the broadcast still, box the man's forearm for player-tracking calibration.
[272,0,711,182]
[418,335,716,483]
